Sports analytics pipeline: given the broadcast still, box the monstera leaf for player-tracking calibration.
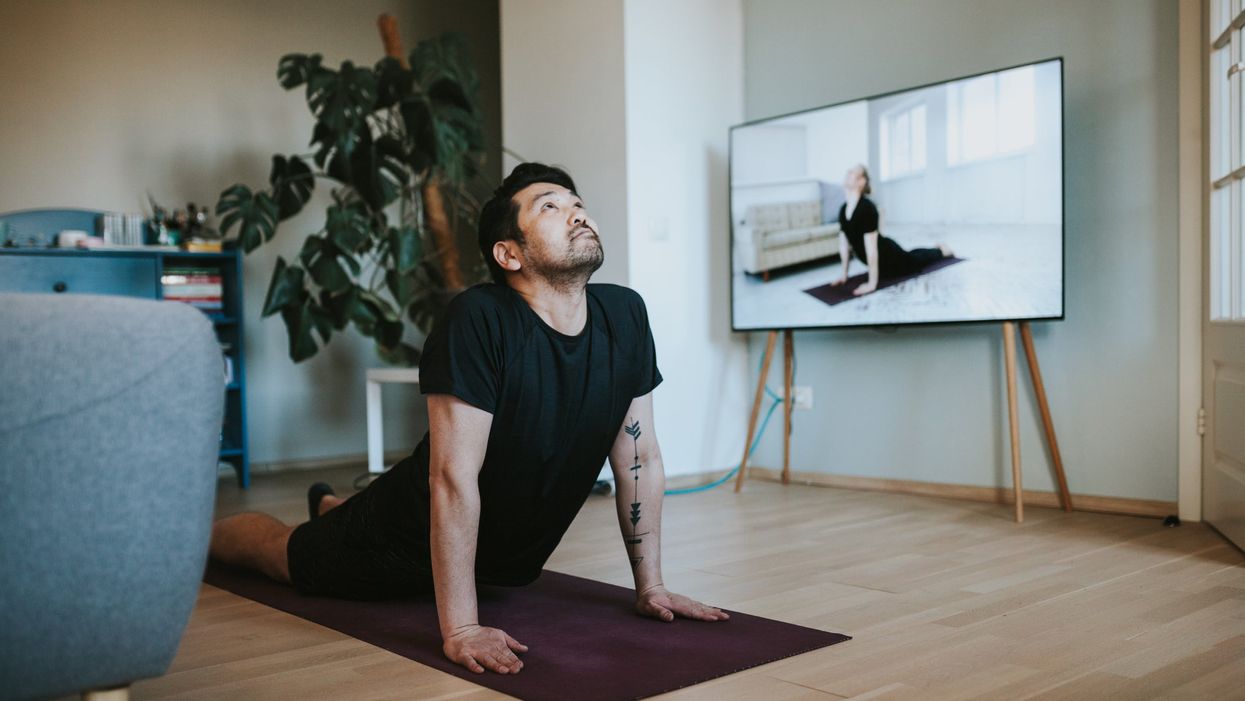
[216,185,279,253]
[320,286,359,329]
[280,301,320,363]
[309,128,403,210]
[408,34,482,184]
[347,132,406,209]
[399,98,438,173]
[270,155,314,219]
[261,256,305,317]
[409,33,478,101]
[388,225,422,274]
[306,61,377,151]
[325,203,371,253]
[374,56,414,109]
[277,53,323,90]
[385,269,415,307]
[308,251,351,294]
[433,116,477,183]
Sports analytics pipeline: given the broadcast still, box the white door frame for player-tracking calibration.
[1177,0,1204,523]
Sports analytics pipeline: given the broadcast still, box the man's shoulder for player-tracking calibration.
[587,284,651,339]
[452,282,513,306]
[587,283,645,310]
[444,283,519,317]
[436,283,527,336]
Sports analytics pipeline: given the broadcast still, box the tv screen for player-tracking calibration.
[730,58,1063,331]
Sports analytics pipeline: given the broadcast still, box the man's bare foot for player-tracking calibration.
[307,482,344,519]
[318,494,346,516]
[938,243,954,258]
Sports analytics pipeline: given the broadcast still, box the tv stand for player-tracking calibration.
[733,323,1072,524]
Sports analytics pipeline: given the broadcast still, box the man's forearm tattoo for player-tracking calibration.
[624,419,647,570]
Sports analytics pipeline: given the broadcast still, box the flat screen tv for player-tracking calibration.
[730,58,1064,331]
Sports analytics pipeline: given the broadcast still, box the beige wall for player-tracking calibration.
[499,0,629,285]
[0,0,500,468]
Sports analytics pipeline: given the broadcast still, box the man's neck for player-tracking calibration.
[508,276,589,336]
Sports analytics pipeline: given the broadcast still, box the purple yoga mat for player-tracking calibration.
[803,257,965,306]
[203,563,850,700]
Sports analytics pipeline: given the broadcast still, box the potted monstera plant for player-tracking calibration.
[215,31,488,365]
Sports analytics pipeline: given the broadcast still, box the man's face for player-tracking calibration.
[510,182,604,286]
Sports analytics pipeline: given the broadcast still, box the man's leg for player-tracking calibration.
[208,490,350,584]
[209,513,294,583]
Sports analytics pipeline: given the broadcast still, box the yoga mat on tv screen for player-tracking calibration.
[804,257,965,307]
[204,563,851,700]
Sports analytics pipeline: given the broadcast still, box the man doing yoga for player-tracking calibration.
[209,162,728,676]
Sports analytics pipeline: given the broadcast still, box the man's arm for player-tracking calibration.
[607,391,729,623]
[427,394,527,674]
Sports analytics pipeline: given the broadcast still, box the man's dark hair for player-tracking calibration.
[477,162,578,284]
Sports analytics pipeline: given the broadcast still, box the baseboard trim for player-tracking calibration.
[743,466,1177,519]
[221,451,406,477]
[225,457,1176,519]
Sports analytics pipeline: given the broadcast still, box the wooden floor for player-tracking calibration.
[131,466,1245,700]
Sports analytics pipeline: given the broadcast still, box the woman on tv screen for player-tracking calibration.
[830,164,954,296]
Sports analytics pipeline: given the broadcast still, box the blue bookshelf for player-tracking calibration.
[0,209,251,488]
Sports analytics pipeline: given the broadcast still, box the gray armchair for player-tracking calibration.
[0,293,224,701]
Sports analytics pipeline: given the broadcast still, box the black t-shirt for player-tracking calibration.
[838,197,924,278]
[838,197,880,262]
[381,282,662,586]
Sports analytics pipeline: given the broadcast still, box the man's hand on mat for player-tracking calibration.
[635,586,730,623]
[443,624,528,674]
[830,275,849,287]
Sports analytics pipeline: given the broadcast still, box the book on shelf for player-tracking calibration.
[163,284,223,298]
[185,238,223,253]
[161,273,222,285]
[163,295,221,306]
[162,266,224,310]
[97,212,147,246]
[163,266,221,276]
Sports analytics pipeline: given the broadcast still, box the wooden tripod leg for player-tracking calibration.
[736,331,778,493]
[782,330,794,485]
[1003,322,1024,523]
[1020,322,1072,512]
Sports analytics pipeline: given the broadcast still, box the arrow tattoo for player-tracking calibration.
[624,419,644,569]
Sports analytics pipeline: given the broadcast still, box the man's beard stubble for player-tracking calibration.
[522,232,604,292]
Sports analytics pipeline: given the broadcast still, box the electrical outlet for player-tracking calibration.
[793,385,813,410]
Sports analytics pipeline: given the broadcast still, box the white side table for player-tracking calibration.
[366,367,420,474]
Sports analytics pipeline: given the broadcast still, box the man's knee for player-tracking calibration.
[266,529,293,583]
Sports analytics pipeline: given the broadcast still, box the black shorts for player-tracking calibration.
[286,466,433,601]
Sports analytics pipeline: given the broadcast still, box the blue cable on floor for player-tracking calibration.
[664,356,788,496]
